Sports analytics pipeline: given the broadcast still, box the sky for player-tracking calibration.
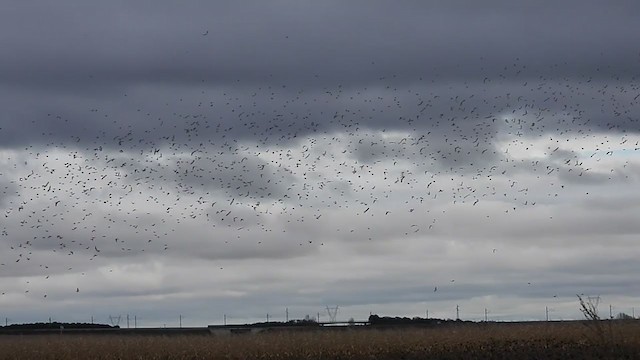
[1,1,640,327]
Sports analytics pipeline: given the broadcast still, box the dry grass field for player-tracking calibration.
[0,321,639,360]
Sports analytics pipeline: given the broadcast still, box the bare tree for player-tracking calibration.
[578,294,601,322]
[577,294,619,354]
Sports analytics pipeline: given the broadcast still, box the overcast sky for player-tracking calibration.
[1,1,640,327]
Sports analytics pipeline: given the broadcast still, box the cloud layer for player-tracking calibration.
[1,1,639,326]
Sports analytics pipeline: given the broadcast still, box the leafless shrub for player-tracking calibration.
[577,294,624,356]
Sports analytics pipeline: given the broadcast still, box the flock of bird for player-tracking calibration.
[0,64,639,302]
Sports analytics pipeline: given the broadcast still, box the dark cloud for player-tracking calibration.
[2,1,639,90]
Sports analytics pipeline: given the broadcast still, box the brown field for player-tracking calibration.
[0,321,639,360]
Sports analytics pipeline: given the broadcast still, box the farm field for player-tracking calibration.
[0,321,639,360]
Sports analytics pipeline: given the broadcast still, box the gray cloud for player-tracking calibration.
[2,1,639,89]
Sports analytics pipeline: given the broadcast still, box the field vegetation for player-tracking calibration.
[0,320,639,359]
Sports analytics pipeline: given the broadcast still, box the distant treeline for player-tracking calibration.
[0,317,469,331]
[1,322,117,330]
[245,315,468,328]
[368,315,468,326]
[247,319,321,328]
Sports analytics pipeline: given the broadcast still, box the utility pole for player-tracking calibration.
[546,306,549,321]
[633,307,635,319]
[266,313,269,322]
[179,314,182,328]
[484,308,488,322]
[286,308,289,322]
[91,316,94,324]
[127,314,130,329]
[134,316,137,328]
[456,305,459,320]
[609,305,613,319]
[5,317,7,326]
[223,314,226,326]
[317,312,320,323]
[426,309,429,319]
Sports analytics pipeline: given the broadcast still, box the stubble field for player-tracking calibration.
[0,321,639,360]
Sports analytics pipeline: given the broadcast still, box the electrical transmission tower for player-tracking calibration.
[326,306,339,323]
[108,315,122,327]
